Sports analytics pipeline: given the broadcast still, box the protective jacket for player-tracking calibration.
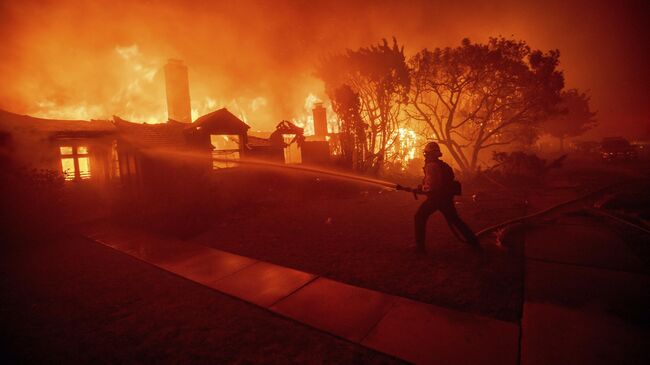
[422,158,455,198]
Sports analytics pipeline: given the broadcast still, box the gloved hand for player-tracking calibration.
[395,184,412,192]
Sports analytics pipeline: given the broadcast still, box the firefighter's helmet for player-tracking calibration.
[424,142,442,156]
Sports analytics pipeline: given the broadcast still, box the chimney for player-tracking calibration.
[312,102,327,139]
[164,59,192,123]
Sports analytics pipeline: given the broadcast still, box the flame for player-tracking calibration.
[388,127,419,169]
[23,38,335,132]
[33,100,105,121]
[32,44,167,123]
[26,43,337,139]
[250,97,267,112]
[290,93,339,136]
[26,44,334,131]
[191,97,256,124]
[304,93,320,111]
[398,127,419,161]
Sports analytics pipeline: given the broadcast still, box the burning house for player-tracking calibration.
[191,108,250,168]
[0,107,254,189]
[0,103,337,189]
[0,57,338,188]
[0,110,117,184]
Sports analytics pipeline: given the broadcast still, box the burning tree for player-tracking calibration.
[318,38,410,173]
[540,88,597,151]
[408,38,564,175]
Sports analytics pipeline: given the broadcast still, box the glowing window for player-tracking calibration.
[78,157,91,179]
[211,135,240,169]
[59,145,91,181]
[61,158,75,181]
[212,151,240,169]
[211,135,240,150]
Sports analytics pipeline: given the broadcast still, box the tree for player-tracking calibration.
[408,38,564,175]
[317,38,410,173]
[330,84,366,170]
[540,89,597,151]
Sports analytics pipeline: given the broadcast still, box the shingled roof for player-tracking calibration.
[247,135,272,147]
[113,117,188,149]
[0,108,253,152]
[0,109,115,138]
[190,108,250,135]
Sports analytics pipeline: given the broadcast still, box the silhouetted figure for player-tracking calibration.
[409,142,478,253]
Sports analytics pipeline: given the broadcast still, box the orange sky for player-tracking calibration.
[1,0,648,138]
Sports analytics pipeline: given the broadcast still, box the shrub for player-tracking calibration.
[111,167,216,239]
[488,151,565,185]
[0,159,65,242]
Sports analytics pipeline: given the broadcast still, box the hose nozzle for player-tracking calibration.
[395,184,420,200]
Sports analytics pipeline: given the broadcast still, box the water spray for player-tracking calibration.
[210,157,424,200]
[148,148,648,246]
[212,157,400,189]
[146,147,414,191]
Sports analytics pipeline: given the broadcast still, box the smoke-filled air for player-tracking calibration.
[1,0,648,136]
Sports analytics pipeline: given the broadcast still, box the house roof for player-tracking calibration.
[113,117,188,149]
[190,108,250,135]
[0,109,115,138]
[247,135,272,147]
[0,108,253,152]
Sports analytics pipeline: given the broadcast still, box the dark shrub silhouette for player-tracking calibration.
[0,162,65,242]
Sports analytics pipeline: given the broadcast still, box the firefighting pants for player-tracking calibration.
[414,196,477,248]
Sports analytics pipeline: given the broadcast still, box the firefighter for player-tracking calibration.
[403,142,479,253]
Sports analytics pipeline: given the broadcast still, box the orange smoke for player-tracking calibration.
[1,0,648,136]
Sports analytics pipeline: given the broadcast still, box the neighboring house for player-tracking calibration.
[0,108,256,187]
[191,108,251,169]
[0,109,117,184]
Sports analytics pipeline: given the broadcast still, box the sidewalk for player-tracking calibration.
[79,223,518,365]
[78,215,649,365]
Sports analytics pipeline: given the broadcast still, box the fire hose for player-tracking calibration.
[393,179,649,244]
[155,153,647,241]
[472,179,640,237]
[393,184,422,200]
